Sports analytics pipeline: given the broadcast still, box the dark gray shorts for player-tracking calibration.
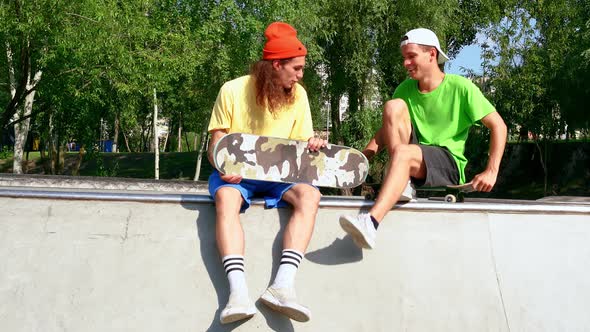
[410,128,459,187]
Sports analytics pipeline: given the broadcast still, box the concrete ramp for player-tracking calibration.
[1,188,589,332]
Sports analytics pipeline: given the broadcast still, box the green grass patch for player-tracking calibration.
[0,151,215,181]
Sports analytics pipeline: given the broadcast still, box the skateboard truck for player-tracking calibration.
[418,182,475,203]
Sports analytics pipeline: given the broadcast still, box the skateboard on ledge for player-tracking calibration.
[213,133,369,189]
[418,182,475,203]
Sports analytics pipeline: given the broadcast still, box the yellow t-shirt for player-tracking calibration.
[208,75,314,141]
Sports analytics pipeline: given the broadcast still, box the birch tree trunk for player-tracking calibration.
[113,113,119,153]
[49,112,57,174]
[122,130,132,152]
[12,99,32,173]
[7,41,42,174]
[162,120,169,152]
[177,113,182,152]
[153,88,159,179]
[194,130,208,181]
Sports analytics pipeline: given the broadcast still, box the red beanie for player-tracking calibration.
[262,22,307,60]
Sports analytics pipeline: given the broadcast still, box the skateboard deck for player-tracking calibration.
[213,133,369,188]
[418,182,475,202]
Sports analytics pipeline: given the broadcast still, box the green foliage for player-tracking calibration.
[464,124,491,179]
[3,0,586,181]
[340,105,388,181]
[0,146,13,159]
[340,106,382,151]
[481,1,590,139]
[315,0,511,145]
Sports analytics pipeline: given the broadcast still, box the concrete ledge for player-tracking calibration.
[1,193,589,331]
[1,186,589,214]
[537,195,590,204]
[0,173,209,193]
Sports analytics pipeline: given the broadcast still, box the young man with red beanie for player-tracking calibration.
[340,28,507,249]
[207,22,325,324]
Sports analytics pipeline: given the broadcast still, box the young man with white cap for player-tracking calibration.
[340,28,507,249]
[208,22,325,324]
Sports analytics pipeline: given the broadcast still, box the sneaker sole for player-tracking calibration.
[399,193,414,202]
[259,293,310,322]
[339,217,372,249]
[220,310,256,324]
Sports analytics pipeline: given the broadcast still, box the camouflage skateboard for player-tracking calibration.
[213,133,369,188]
[417,182,475,203]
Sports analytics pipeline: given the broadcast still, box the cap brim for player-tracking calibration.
[437,49,449,64]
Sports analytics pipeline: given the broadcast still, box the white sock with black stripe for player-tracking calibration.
[271,249,303,289]
[222,255,248,296]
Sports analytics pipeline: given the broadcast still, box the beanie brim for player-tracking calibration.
[263,39,307,60]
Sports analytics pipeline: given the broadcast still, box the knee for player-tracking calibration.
[383,99,409,122]
[214,187,242,212]
[291,185,321,208]
[389,144,412,163]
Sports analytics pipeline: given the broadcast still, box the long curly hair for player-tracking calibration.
[250,59,296,114]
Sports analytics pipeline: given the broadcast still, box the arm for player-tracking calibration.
[471,111,507,192]
[208,129,242,184]
[362,135,380,160]
[207,129,226,166]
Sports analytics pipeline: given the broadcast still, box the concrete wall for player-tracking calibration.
[1,194,589,331]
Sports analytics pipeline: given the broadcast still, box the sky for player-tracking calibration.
[446,44,484,75]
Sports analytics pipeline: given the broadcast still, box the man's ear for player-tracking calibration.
[272,59,281,70]
[431,48,439,63]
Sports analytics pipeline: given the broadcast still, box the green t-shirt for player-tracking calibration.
[393,74,495,183]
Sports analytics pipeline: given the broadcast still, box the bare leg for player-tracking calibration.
[215,186,245,256]
[259,183,320,322]
[370,144,425,221]
[214,186,257,324]
[340,99,429,250]
[363,99,412,159]
[280,184,321,252]
[366,99,426,221]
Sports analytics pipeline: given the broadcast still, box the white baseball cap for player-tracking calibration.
[400,28,449,64]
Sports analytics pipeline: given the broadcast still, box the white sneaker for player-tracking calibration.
[339,213,377,249]
[219,292,257,324]
[384,160,415,202]
[259,286,311,322]
[400,180,416,202]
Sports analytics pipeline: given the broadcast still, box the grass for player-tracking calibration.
[0,151,215,181]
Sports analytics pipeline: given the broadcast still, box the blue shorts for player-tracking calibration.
[209,170,302,212]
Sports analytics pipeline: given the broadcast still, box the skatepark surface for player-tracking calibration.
[1,176,589,332]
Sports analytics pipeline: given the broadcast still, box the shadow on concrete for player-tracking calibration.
[256,208,295,332]
[305,235,363,265]
[184,199,296,331]
[182,201,252,331]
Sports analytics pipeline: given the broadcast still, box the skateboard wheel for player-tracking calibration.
[444,194,457,203]
[365,193,376,200]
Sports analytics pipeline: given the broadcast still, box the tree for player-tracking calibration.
[479,1,590,194]
[1,0,543,182]
[0,0,71,172]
